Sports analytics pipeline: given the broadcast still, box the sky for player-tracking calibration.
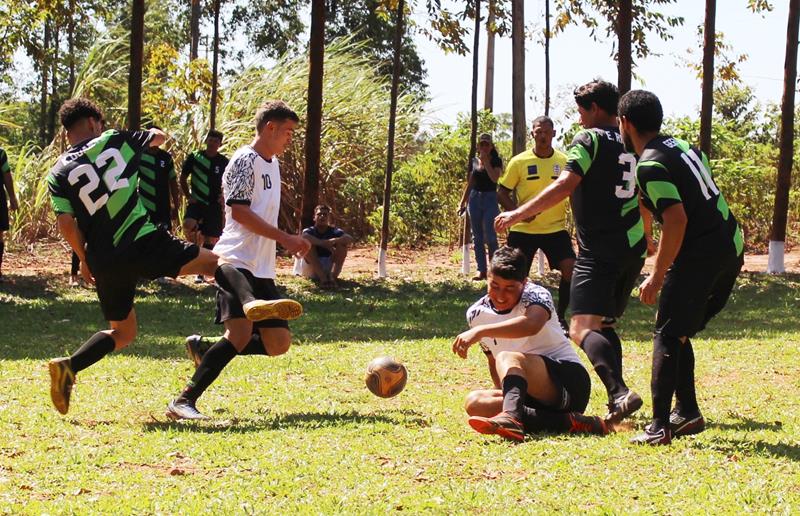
[411,0,790,130]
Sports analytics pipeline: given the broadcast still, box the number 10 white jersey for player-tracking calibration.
[213,145,281,279]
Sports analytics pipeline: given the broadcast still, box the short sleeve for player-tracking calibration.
[519,285,554,319]
[331,227,345,238]
[565,130,597,177]
[498,158,519,190]
[0,149,10,175]
[225,152,257,205]
[302,227,315,237]
[124,130,154,153]
[636,160,681,215]
[47,173,74,215]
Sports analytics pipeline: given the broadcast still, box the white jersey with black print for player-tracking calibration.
[466,282,583,365]
[213,145,281,279]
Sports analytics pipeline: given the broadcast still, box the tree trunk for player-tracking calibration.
[190,0,201,62]
[699,0,716,156]
[768,0,800,273]
[209,0,221,130]
[511,0,526,155]
[484,0,495,111]
[128,0,145,130]
[302,0,325,230]
[68,0,76,94]
[544,0,551,116]
[39,20,51,146]
[463,0,481,276]
[616,0,633,94]
[378,0,405,278]
[48,25,60,142]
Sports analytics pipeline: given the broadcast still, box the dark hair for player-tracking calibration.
[255,100,300,132]
[207,129,224,141]
[618,90,663,134]
[489,246,528,282]
[531,115,554,128]
[573,80,619,115]
[314,204,331,213]
[58,98,104,130]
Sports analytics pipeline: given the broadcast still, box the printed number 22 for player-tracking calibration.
[68,148,129,215]
[261,174,272,190]
[615,153,637,199]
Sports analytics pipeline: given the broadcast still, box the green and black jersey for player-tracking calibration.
[47,129,156,260]
[182,151,228,206]
[637,136,744,260]
[138,147,175,225]
[565,127,646,260]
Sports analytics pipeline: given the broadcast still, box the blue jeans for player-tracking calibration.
[468,190,500,273]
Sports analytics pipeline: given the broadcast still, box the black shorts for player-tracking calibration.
[507,230,576,275]
[215,268,289,330]
[570,253,644,318]
[89,229,200,321]
[0,191,8,232]
[657,252,743,338]
[184,202,223,238]
[523,356,591,413]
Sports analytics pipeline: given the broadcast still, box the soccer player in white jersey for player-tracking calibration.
[453,246,609,441]
[167,100,311,420]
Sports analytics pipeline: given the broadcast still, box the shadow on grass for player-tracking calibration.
[140,409,429,434]
[694,437,800,462]
[713,415,784,432]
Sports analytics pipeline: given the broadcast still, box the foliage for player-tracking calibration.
[229,0,306,61]
[0,267,799,512]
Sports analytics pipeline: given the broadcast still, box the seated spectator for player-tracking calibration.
[301,205,353,288]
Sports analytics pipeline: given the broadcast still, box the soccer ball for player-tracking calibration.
[365,356,408,398]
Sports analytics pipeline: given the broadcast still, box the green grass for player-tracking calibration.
[0,271,799,513]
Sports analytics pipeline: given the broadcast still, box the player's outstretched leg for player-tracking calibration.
[468,374,526,442]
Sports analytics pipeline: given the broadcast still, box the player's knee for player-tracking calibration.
[495,350,525,369]
[264,331,291,356]
[464,391,484,415]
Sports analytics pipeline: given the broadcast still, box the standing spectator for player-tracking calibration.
[497,116,576,329]
[0,146,19,281]
[138,127,180,232]
[458,133,503,280]
[301,204,353,288]
[180,130,229,283]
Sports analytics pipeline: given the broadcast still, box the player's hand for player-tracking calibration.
[639,273,663,305]
[494,210,519,232]
[452,328,480,359]
[79,259,95,285]
[283,234,311,258]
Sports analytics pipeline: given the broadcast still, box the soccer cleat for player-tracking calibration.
[669,409,706,437]
[48,358,75,415]
[604,389,644,424]
[243,299,303,322]
[630,423,672,445]
[567,413,610,435]
[468,412,525,442]
[184,334,211,369]
[194,275,205,284]
[166,398,209,421]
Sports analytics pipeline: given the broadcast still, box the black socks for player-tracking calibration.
[70,332,116,373]
[600,327,626,391]
[180,338,238,402]
[580,330,628,402]
[675,338,698,414]
[213,264,256,306]
[519,405,571,433]
[651,333,682,428]
[239,333,269,355]
[71,251,80,276]
[501,375,527,420]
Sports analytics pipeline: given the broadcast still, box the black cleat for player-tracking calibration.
[185,334,211,369]
[605,390,644,424]
[669,409,706,437]
[48,358,75,415]
[166,398,209,420]
[631,423,672,445]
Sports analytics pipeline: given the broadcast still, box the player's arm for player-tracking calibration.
[640,203,686,305]
[495,170,580,232]
[302,231,334,250]
[457,172,475,213]
[639,195,657,256]
[147,128,167,148]
[331,228,353,246]
[453,305,549,359]
[230,204,309,257]
[484,153,503,183]
[3,170,17,210]
[179,156,193,200]
[496,185,516,212]
[56,213,94,284]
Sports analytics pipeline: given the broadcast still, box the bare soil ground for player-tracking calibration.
[3,240,799,283]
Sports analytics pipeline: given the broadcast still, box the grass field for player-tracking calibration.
[0,268,799,513]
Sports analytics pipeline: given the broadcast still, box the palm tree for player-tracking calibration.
[511,0,525,155]
[699,0,716,156]
[378,0,405,278]
[768,0,800,273]
[616,0,632,94]
[128,0,145,130]
[302,0,325,230]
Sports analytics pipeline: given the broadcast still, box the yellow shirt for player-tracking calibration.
[498,148,568,234]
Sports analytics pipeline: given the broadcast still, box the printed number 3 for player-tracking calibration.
[68,148,129,215]
[615,153,637,199]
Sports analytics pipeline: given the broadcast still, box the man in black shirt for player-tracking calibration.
[619,90,744,445]
[496,80,650,425]
[138,127,179,232]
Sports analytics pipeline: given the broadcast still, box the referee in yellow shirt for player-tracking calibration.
[497,116,576,329]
